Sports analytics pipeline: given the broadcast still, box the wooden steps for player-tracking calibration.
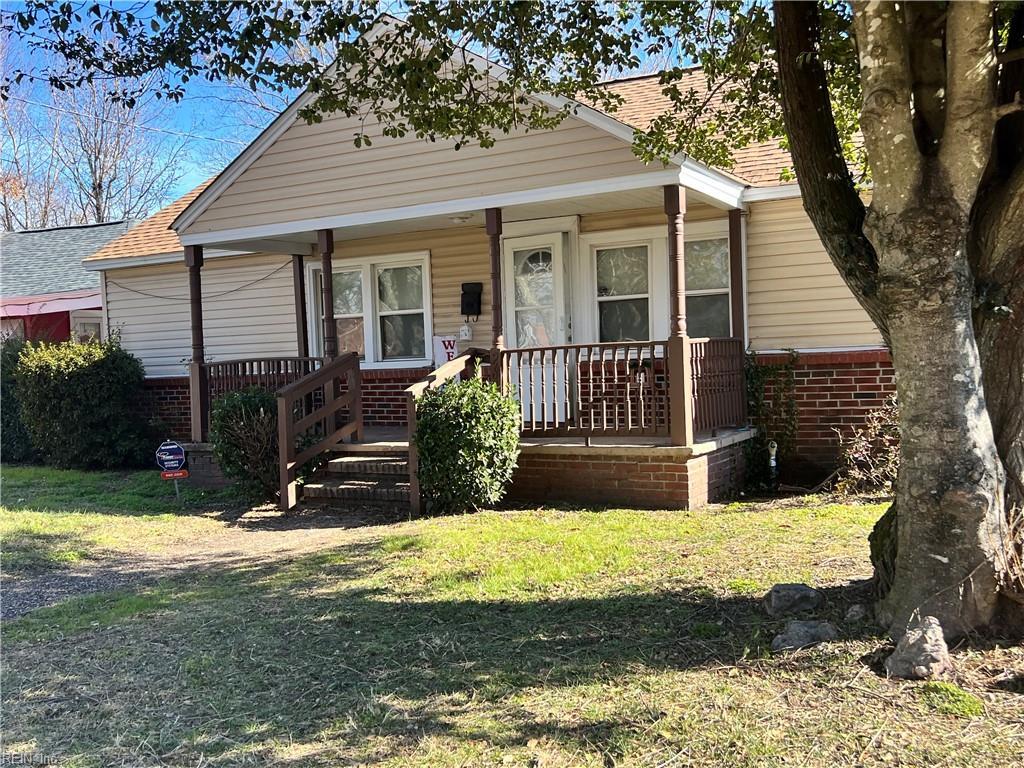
[302,449,412,506]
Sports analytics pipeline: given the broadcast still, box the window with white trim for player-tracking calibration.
[70,309,103,343]
[684,237,731,338]
[594,243,650,342]
[311,252,431,364]
[375,264,426,359]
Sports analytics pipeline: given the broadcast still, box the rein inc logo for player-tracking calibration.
[2,753,60,766]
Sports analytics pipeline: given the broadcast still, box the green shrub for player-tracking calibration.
[15,339,150,468]
[209,388,279,500]
[1,335,33,462]
[414,376,521,514]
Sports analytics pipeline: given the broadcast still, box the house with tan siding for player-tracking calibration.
[83,37,891,511]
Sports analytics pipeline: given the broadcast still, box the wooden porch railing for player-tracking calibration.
[405,348,490,515]
[205,356,323,403]
[499,341,670,437]
[276,352,363,510]
[689,337,747,436]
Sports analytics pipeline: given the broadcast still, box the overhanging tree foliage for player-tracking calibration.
[4,1,1021,639]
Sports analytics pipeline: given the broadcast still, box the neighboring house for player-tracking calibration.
[1,220,134,342]
[84,30,893,509]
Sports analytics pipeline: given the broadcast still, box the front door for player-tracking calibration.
[503,234,567,348]
[502,234,568,425]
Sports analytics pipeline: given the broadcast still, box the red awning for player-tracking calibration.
[0,289,101,318]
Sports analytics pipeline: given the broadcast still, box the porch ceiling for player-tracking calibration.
[192,184,731,256]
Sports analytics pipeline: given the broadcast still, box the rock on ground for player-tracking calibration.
[885,616,952,679]
[845,604,869,623]
[763,583,825,617]
[771,620,838,652]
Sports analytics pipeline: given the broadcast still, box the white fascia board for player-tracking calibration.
[741,183,803,202]
[677,161,746,209]
[752,344,887,355]
[179,169,682,247]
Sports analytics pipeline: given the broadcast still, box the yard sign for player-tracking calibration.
[156,440,189,480]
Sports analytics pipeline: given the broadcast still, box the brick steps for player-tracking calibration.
[303,476,411,504]
[303,449,412,506]
[325,454,409,476]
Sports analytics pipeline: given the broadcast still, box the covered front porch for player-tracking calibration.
[179,183,750,509]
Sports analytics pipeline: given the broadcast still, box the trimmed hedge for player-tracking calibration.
[414,376,520,513]
[14,339,151,468]
[208,387,279,500]
[1,336,33,462]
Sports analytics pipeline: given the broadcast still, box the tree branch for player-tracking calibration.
[851,0,920,211]
[905,2,947,152]
[941,0,998,209]
[772,1,889,343]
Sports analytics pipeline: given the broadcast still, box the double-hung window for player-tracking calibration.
[684,237,732,338]
[375,264,426,359]
[594,243,651,342]
[311,252,431,365]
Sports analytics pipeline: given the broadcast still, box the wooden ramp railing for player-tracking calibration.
[500,341,670,437]
[689,337,747,435]
[405,348,490,515]
[277,352,363,510]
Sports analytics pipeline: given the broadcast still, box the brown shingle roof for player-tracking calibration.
[598,71,792,187]
[83,181,212,263]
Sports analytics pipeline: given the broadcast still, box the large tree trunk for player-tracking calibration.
[866,189,1007,638]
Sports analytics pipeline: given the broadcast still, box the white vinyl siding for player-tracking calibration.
[746,198,884,351]
[103,253,297,377]
[186,114,662,235]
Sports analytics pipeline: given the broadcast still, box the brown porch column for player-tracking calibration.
[291,253,309,357]
[485,208,506,387]
[664,185,694,445]
[485,208,504,349]
[185,244,208,441]
[317,229,338,359]
[728,208,744,341]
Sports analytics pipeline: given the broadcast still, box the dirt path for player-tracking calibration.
[2,503,413,619]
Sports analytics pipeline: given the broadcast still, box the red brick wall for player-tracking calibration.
[142,377,191,440]
[509,439,748,510]
[360,367,428,426]
[754,349,895,477]
[141,367,429,440]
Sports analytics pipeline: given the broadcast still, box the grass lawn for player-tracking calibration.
[0,465,239,574]
[2,469,1022,767]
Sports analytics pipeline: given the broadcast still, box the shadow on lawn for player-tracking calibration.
[4,539,884,766]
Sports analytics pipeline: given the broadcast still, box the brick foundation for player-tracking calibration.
[360,367,429,426]
[754,348,895,479]
[181,442,229,489]
[141,367,429,440]
[508,431,752,510]
[143,377,192,441]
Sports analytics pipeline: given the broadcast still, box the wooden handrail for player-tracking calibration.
[405,349,490,515]
[204,356,323,367]
[277,352,363,510]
